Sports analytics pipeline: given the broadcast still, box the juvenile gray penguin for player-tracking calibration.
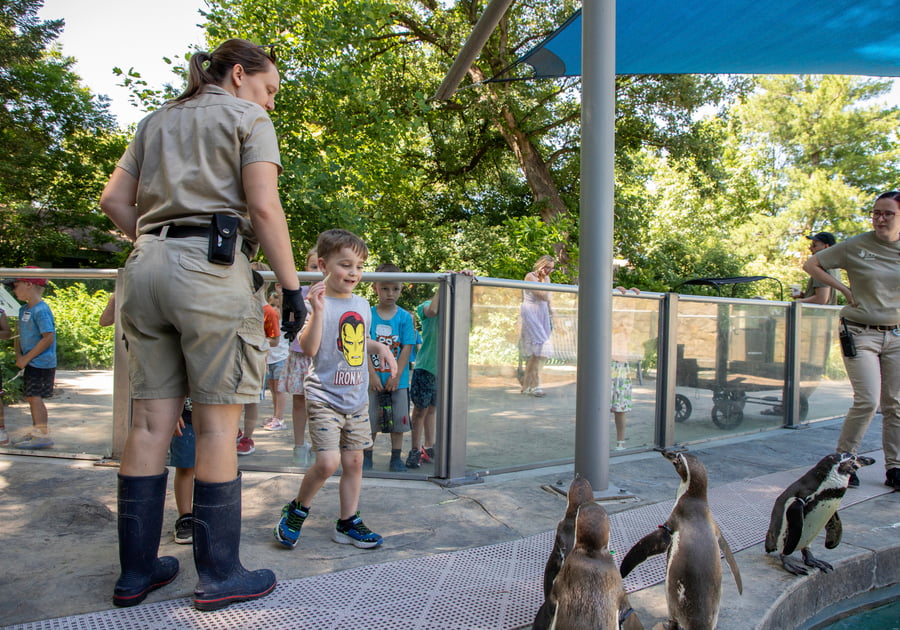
[765,452,875,575]
[535,502,643,630]
[619,450,741,630]
[543,474,595,598]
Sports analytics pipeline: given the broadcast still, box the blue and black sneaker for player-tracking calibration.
[274,501,308,549]
[332,512,383,549]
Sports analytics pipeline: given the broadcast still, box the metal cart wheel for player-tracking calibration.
[675,394,692,423]
[711,391,746,429]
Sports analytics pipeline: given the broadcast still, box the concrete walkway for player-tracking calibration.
[0,413,896,628]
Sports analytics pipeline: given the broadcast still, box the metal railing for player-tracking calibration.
[0,268,849,483]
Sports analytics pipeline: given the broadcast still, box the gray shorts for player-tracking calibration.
[368,388,411,434]
[121,234,266,404]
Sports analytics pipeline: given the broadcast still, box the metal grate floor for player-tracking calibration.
[6,454,891,630]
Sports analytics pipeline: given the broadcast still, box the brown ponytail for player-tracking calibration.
[171,39,276,104]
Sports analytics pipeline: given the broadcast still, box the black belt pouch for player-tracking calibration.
[208,213,239,265]
[839,318,857,358]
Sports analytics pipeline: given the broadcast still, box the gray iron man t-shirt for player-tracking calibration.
[304,295,372,414]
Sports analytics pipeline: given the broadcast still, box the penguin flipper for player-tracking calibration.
[782,497,805,556]
[824,512,842,549]
[532,598,555,630]
[620,527,671,578]
[715,522,743,594]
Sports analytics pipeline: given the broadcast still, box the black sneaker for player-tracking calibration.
[848,471,860,488]
[406,448,421,469]
[174,513,193,544]
[885,468,900,490]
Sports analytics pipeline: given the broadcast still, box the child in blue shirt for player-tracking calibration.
[10,270,57,450]
[363,264,416,472]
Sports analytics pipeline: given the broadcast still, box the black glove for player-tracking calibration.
[281,288,307,342]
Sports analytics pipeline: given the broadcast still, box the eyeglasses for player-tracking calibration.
[256,44,277,64]
[872,210,897,219]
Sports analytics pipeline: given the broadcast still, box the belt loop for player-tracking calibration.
[159,224,170,238]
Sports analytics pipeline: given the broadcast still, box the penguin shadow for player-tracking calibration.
[618,449,742,630]
[764,452,877,576]
[532,474,644,630]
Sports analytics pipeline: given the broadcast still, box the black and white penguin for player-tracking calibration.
[619,450,742,630]
[535,502,644,630]
[542,474,595,598]
[765,452,876,575]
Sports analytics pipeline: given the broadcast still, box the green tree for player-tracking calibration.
[0,0,129,268]
[724,75,900,290]
[188,0,736,283]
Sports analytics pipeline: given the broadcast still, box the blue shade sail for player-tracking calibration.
[514,1,900,78]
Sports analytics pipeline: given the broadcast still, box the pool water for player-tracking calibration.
[822,598,900,630]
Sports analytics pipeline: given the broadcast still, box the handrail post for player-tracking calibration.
[434,273,476,484]
[655,292,680,447]
[111,270,130,459]
[783,301,803,428]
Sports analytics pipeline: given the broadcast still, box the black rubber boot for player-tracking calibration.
[192,473,276,611]
[113,471,179,607]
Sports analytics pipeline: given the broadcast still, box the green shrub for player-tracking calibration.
[43,284,114,369]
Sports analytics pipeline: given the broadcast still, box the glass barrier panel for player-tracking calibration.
[465,285,662,473]
[799,306,852,423]
[674,299,790,443]
[611,294,660,452]
[466,284,576,471]
[1,278,116,458]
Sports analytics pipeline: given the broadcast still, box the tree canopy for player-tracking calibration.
[8,0,900,295]
[0,0,128,268]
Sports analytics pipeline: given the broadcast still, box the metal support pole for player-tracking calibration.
[783,302,804,428]
[655,292,680,447]
[434,273,477,485]
[111,270,130,459]
[575,0,616,490]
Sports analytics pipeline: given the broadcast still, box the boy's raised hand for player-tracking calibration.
[306,281,326,311]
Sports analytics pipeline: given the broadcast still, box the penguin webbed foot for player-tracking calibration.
[801,548,833,573]
[780,554,810,576]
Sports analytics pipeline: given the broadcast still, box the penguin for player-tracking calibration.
[765,452,876,576]
[543,474,596,598]
[619,450,742,630]
[534,502,644,630]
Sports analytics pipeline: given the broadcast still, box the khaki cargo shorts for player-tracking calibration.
[121,233,267,404]
[306,400,373,452]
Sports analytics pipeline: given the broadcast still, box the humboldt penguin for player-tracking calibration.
[619,450,742,630]
[542,474,595,598]
[534,502,644,630]
[765,452,876,576]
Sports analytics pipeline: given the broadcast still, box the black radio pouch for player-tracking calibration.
[839,318,857,358]
[208,213,239,265]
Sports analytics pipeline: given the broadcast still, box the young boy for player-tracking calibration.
[363,264,416,472]
[11,272,57,450]
[274,229,396,550]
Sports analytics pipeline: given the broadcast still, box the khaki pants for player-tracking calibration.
[837,325,900,471]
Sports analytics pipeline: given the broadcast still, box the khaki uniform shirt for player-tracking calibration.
[803,268,840,305]
[814,231,900,325]
[117,85,282,249]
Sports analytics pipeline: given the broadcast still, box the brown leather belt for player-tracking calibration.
[147,224,253,259]
[843,319,900,332]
